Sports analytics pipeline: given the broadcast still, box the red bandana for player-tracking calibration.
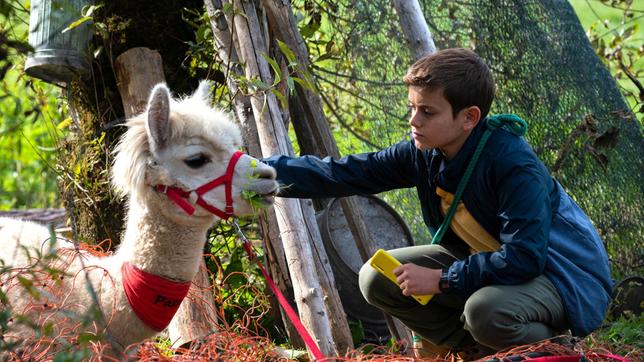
[121,262,191,331]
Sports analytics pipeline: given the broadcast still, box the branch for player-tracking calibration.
[317,89,382,150]
[314,72,408,125]
[311,64,403,86]
[619,62,644,98]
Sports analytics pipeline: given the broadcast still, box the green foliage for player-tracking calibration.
[0,1,67,210]
[348,319,366,346]
[154,336,175,358]
[205,218,288,344]
[586,314,644,356]
[570,0,643,124]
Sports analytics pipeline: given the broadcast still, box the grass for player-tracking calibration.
[587,314,643,357]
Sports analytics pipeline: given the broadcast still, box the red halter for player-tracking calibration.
[155,151,244,220]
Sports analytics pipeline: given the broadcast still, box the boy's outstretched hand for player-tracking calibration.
[393,263,442,296]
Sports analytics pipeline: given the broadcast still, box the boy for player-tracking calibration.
[263,48,612,356]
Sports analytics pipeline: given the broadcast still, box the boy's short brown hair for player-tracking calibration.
[403,48,495,119]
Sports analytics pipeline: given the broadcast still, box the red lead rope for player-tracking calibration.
[155,151,325,359]
[232,219,326,361]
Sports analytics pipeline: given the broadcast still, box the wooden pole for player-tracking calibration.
[114,47,219,348]
[226,0,352,356]
[204,0,305,348]
[262,0,411,346]
[113,48,166,119]
[392,0,437,60]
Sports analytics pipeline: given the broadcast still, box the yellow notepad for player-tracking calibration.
[369,249,433,305]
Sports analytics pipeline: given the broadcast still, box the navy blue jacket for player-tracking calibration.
[264,118,613,337]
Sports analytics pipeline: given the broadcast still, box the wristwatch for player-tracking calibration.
[439,269,450,292]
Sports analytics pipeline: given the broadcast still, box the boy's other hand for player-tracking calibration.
[393,263,442,296]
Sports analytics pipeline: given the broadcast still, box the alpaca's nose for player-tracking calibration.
[252,162,277,180]
[245,160,278,196]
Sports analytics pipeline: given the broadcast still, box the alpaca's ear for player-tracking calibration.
[192,80,212,104]
[146,83,171,151]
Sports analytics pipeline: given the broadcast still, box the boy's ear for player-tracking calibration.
[463,106,481,131]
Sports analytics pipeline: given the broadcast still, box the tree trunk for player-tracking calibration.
[391,0,437,343]
[59,1,203,248]
[226,0,353,356]
[114,47,218,347]
[204,0,305,348]
[113,48,166,119]
[166,262,219,347]
[262,0,412,346]
[392,0,436,60]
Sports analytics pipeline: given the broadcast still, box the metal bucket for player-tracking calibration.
[317,195,414,343]
[25,0,92,84]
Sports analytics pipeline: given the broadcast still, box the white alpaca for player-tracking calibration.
[0,82,278,354]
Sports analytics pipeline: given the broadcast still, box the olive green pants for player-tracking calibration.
[358,244,566,350]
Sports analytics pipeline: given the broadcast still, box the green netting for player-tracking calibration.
[313,0,643,279]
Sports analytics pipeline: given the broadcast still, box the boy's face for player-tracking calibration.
[407,86,479,160]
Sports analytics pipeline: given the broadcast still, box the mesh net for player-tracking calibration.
[311,0,643,279]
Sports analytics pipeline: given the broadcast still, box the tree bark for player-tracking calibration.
[114,47,218,347]
[263,0,412,346]
[226,0,353,356]
[392,0,436,60]
[113,48,166,119]
[204,0,305,348]
[166,262,219,347]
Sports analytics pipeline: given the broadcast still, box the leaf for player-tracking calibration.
[277,39,297,66]
[0,288,8,305]
[43,322,54,337]
[261,53,282,86]
[247,78,271,92]
[299,24,316,38]
[286,76,295,92]
[57,117,73,130]
[291,76,314,92]
[222,3,233,15]
[316,53,333,62]
[82,4,103,17]
[325,40,336,54]
[93,46,103,59]
[17,275,41,299]
[77,332,102,344]
[62,16,92,33]
[272,89,288,110]
[621,24,635,39]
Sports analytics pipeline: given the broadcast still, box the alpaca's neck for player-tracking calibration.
[116,198,212,281]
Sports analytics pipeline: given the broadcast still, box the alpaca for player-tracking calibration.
[0,82,278,354]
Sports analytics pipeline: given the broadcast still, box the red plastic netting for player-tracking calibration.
[1,243,638,361]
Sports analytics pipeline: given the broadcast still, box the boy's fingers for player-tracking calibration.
[393,265,403,276]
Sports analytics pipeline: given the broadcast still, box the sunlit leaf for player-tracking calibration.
[277,39,296,66]
[57,117,73,130]
[261,53,282,86]
[82,4,103,17]
[61,16,92,33]
[291,76,314,92]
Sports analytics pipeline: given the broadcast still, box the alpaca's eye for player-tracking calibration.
[184,155,211,169]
